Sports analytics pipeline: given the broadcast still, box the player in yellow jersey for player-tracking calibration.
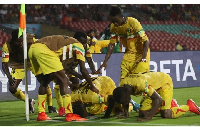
[96,6,148,112]
[88,36,110,53]
[2,30,35,113]
[9,31,87,122]
[2,30,58,114]
[104,72,200,121]
[54,32,100,116]
[66,76,134,118]
[97,6,150,79]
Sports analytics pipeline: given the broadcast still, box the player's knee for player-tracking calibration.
[161,109,172,119]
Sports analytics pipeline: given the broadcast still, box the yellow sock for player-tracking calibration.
[13,88,25,101]
[54,85,63,108]
[171,105,189,118]
[38,94,47,113]
[46,85,53,106]
[62,94,73,114]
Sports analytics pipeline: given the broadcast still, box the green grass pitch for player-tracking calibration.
[0,87,200,126]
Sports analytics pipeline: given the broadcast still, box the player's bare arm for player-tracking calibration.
[78,59,99,94]
[103,95,115,118]
[139,39,150,63]
[65,67,84,80]
[97,43,115,73]
[137,91,162,122]
[85,57,96,74]
[2,62,15,86]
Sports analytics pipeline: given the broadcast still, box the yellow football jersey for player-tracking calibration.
[110,17,148,53]
[120,72,172,97]
[90,40,110,53]
[57,43,92,62]
[2,43,9,62]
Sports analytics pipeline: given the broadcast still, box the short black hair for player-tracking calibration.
[113,87,131,104]
[11,29,19,42]
[73,32,87,41]
[109,6,122,17]
[87,29,95,35]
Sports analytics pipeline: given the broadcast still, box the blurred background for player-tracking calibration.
[0,4,200,55]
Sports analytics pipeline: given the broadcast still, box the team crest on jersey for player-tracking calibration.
[127,29,133,33]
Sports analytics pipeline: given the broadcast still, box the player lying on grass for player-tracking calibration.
[103,71,200,121]
[55,75,141,118]
[9,32,89,122]
[2,29,57,114]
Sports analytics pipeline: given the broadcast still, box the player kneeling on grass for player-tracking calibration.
[103,72,200,121]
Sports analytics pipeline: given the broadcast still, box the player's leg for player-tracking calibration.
[54,84,65,116]
[52,70,87,122]
[186,99,200,115]
[54,76,79,117]
[166,99,200,118]
[36,74,52,121]
[46,85,58,113]
[28,43,60,120]
[139,96,152,118]
[159,79,188,119]
[9,69,35,113]
[159,81,173,118]
[120,59,140,112]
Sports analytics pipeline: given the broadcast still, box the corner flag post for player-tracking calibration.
[18,4,29,121]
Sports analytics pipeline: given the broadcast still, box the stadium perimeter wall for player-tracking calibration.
[0,51,200,101]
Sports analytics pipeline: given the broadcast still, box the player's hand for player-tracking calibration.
[138,58,147,63]
[91,71,101,75]
[96,62,107,74]
[8,77,16,86]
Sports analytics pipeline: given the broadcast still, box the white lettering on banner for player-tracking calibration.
[0,69,9,92]
[172,60,183,81]
[160,60,171,74]
[150,61,157,72]
[150,59,196,82]
[182,59,196,81]
[85,62,106,78]
[0,69,37,93]
[18,72,36,91]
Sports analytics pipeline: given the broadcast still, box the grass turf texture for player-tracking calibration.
[0,87,200,126]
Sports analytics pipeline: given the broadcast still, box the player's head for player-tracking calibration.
[108,6,125,27]
[113,87,131,104]
[11,29,19,41]
[87,29,95,38]
[73,32,87,44]
[10,29,23,48]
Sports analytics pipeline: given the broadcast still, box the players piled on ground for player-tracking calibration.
[3,6,200,122]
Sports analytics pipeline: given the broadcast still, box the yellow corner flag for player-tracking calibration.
[18,4,26,38]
